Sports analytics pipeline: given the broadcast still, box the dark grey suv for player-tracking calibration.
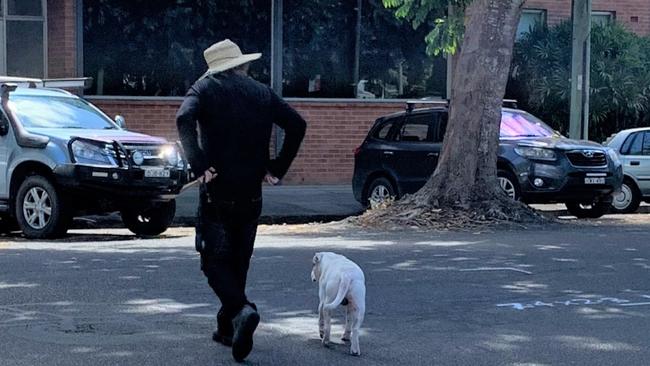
[352,105,623,218]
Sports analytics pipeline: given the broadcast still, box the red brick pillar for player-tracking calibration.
[47,0,78,78]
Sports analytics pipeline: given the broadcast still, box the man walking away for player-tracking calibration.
[176,39,306,362]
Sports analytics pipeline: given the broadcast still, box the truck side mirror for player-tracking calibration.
[115,115,126,129]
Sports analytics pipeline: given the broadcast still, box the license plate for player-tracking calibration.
[585,177,605,184]
[144,169,170,178]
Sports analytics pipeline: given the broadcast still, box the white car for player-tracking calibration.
[606,127,650,213]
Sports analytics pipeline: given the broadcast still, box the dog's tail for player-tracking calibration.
[323,273,351,311]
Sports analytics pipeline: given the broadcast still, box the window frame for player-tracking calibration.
[620,132,645,156]
[591,11,616,26]
[0,0,48,77]
[516,9,547,40]
[393,112,435,143]
[370,116,401,142]
[643,131,650,156]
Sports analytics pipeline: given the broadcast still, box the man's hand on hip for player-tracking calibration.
[264,173,279,185]
[200,167,217,184]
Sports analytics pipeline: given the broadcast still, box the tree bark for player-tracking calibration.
[414,0,525,208]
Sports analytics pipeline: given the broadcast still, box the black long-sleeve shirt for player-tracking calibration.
[176,71,306,199]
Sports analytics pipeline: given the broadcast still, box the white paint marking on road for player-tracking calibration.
[460,267,533,275]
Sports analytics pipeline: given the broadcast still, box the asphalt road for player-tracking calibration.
[2,216,650,365]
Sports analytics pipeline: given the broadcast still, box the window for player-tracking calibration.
[373,119,396,140]
[643,132,650,155]
[358,0,447,99]
[621,132,644,155]
[396,115,431,142]
[592,11,615,26]
[0,0,46,77]
[500,110,555,138]
[83,0,447,99]
[83,1,271,96]
[283,0,357,98]
[517,9,546,39]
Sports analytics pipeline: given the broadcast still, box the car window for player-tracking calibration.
[373,119,395,140]
[9,95,117,130]
[396,114,432,143]
[436,113,448,143]
[500,110,555,138]
[643,132,650,155]
[622,132,644,155]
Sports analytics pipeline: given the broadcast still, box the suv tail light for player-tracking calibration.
[354,146,362,157]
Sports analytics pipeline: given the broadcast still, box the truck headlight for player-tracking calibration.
[514,146,557,161]
[71,140,118,166]
[160,145,179,167]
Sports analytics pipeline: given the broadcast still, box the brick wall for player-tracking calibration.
[47,0,78,77]
[526,0,650,35]
[90,98,404,184]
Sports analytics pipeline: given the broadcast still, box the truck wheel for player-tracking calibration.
[121,200,176,236]
[15,175,70,239]
[566,196,612,219]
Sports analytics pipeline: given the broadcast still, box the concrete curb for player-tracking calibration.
[71,206,649,229]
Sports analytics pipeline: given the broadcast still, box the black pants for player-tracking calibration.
[196,189,262,321]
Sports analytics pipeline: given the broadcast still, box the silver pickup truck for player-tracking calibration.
[0,77,189,238]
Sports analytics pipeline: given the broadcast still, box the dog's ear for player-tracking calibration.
[313,253,322,264]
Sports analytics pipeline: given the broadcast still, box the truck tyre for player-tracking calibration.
[15,175,70,239]
[121,200,176,236]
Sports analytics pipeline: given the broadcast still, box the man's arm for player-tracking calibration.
[267,90,307,180]
[176,87,209,177]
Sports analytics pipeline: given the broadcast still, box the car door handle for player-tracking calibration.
[383,151,394,156]
[427,152,439,157]
[631,161,640,166]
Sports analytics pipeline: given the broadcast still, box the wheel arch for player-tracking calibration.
[362,171,400,204]
[9,161,55,214]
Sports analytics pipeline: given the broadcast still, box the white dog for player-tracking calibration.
[311,252,366,356]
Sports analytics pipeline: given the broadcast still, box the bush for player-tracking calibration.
[507,22,650,142]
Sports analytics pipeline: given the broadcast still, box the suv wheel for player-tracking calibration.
[566,196,612,219]
[611,179,641,214]
[497,170,520,200]
[15,175,70,239]
[365,177,396,208]
[121,200,176,236]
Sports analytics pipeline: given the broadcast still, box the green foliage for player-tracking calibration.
[382,0,471,56]
[508,22,650,141]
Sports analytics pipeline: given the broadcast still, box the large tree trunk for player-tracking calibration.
[414,0,525,208]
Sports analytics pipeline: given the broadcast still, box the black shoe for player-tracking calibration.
[231,305,260,362]
[212,330,233,346]
[212,309,234,346]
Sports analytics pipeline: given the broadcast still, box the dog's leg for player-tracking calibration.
[350,303,364,356]
[322,307,332,347]
[342,304,351,343]
[318,301,325,339]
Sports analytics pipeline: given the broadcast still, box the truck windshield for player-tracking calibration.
[9,95,117,130]
[500,110,556,138]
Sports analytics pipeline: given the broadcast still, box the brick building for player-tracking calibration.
[4,0,650,185]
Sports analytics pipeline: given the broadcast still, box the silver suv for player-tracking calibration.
[606,127,650,213]
[0,78,189,238]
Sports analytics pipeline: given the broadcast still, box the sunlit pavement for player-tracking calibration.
[2,215,650,365]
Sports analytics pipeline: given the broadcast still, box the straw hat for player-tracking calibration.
[200,39,262,78]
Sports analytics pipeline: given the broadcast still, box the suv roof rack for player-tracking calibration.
[0,76,92,89]
[405,98,519,113]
